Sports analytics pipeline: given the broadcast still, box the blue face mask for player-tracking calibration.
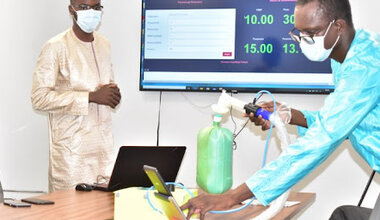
[72,7,102,33]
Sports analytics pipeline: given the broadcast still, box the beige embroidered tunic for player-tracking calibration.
[31,28,115,192]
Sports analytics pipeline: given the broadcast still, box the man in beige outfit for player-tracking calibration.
[31,0,121,191]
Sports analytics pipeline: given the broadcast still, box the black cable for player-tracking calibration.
[358,170,376,207]
[156,91,163,147]
[232,119,250,150]
[230,92,264,150]
[234,120,250,139]
[253,93,264,105]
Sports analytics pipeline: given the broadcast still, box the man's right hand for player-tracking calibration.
[89,83,121,108]
[244,101,282,130]
[245,101,308,129]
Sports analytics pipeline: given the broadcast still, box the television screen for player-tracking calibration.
[140,0,334,94]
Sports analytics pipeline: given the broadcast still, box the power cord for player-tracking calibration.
[230,92,263,150]
[156,91,162,146]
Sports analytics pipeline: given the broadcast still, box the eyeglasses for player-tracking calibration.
[72,4,104,11]
[289,21,334,45]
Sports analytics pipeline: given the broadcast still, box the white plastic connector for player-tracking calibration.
[212,90,246,115]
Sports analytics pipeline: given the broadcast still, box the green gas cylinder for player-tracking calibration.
[196,114,233,194]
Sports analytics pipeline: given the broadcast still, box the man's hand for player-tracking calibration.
[244,101,308,129]
[181,193,236,220]
[181,184,253,220]
[244,101,282,130]
[89,83,121,108]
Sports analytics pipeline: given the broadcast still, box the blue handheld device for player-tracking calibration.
[244,103,272,120]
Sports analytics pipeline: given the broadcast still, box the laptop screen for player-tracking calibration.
[108,146,186,191]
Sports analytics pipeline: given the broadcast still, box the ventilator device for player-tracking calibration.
[147,90,292,220]
[203,90,291,219]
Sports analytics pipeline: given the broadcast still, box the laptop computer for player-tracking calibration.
[93,146,186,192]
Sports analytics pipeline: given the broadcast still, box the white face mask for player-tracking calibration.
[300,21,340,62]
[72,7,102,33]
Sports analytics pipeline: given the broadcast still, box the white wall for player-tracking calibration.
[0,0,379,219]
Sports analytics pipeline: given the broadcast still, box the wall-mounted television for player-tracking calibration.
[140,0,334,94]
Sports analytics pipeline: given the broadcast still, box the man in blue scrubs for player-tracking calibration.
[181,0,380,219]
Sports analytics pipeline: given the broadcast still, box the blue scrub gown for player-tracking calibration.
[246,29,380,206]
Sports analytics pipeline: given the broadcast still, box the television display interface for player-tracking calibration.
[140,0,334,93]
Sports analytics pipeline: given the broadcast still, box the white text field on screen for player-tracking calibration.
[144,9,236,60]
